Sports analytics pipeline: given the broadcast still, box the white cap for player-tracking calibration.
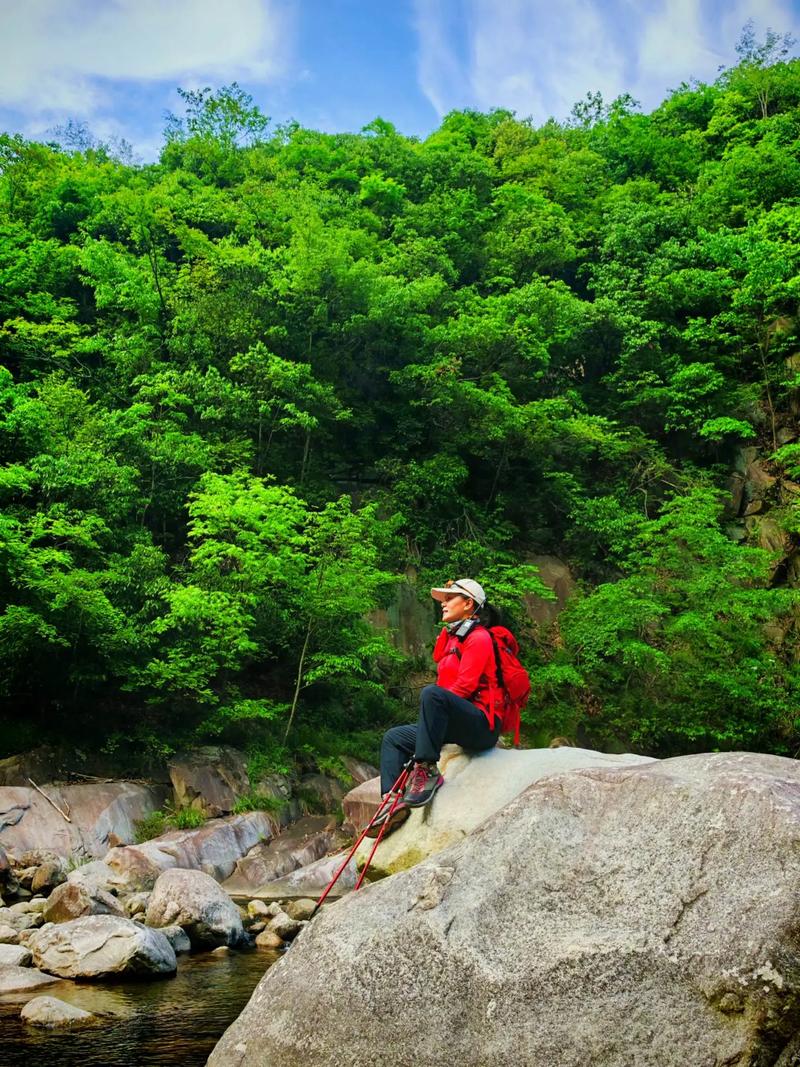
[430,578,486,608]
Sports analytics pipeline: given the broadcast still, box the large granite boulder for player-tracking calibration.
[209,753,800,1067]
[222,816,337,894]
[353,745,653,876]
[0,781,165,858]
[43,876,125,924]
[168,746,249,817]
[70,811,273,894]
[145,868,245,948]
[30,914,176,979]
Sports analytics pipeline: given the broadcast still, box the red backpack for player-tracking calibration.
[487,626,530,745]
[488,623,533,742]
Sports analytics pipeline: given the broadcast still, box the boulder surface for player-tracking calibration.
[30,914,176,979]
[222,815,336,894]
[0,781,165,858]
[354,744,653,875]
[241,852,356,902]
[209,752,800,1067]
[43,876,125,924]
[0,943,32,966]
[71,811,273,895]
[21,995,95,1027]
[0,965,59,993]
[145,868,245,947]
[168,746,249,817]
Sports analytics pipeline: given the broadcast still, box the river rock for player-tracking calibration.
[222,816,336,894]
[21,995,95,1027]
[523,553,576,626]
[160,925,191,954]
[0,905,42,932]
[355,744,654,877]
[123,891,150,918]
[248,772,301,827]
[43,877,124,924]
[282,898,317,922]
[208,752,800,1067]
[0,943,32,966]
[0,781,165,858]
[9,896,47,915]
[0,922,19,943]
[254,928,283,950]
[145,868,245,948]
[168,746,249,817]
[30,914,176,979]
[0,965,59,993]
[267,913,303,941]
[31,858,68,894]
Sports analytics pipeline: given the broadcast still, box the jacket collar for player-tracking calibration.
[446,617,481,640]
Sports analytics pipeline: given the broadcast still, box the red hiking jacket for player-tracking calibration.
[432,625,502,729]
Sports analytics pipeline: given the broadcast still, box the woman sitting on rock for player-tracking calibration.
[368,578,502,837]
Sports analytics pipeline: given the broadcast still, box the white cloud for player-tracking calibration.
[412,0,470,117]
[635,0,721,96]
[412,0,800,124]
[0,0,292,116]
[413,0,629,122]
[631,0,800,107]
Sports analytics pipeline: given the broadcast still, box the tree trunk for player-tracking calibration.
[283,619,313,743]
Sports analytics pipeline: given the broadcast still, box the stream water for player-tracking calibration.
[0,947,277,1066]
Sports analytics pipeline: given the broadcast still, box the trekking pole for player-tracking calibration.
[311,758,414,918]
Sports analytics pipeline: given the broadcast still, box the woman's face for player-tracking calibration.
[440,593,475,624]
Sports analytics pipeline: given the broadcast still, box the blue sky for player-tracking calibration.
[1,0,799,161]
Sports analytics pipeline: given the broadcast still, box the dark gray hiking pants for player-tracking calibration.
[379,684,501,794]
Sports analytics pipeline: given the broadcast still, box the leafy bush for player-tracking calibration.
[134,805,206,841]
[231,791,284,815]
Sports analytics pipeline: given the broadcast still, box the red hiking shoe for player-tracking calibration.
[404,761,444,807]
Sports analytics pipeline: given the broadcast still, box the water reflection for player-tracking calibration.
[0,948,276,1067]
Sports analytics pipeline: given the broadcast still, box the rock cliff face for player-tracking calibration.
[209,753,800,1067]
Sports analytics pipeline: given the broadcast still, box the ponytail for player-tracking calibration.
[475,600,503,629]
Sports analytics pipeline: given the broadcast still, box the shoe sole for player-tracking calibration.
[363,804,410,838]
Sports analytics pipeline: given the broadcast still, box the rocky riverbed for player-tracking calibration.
[0,744,371,1061]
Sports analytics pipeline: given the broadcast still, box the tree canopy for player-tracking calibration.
[2,38,800,768]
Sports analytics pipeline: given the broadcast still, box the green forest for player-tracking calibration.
[2,28,799,773]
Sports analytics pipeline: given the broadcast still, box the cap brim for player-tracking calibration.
[431,587,456,603]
